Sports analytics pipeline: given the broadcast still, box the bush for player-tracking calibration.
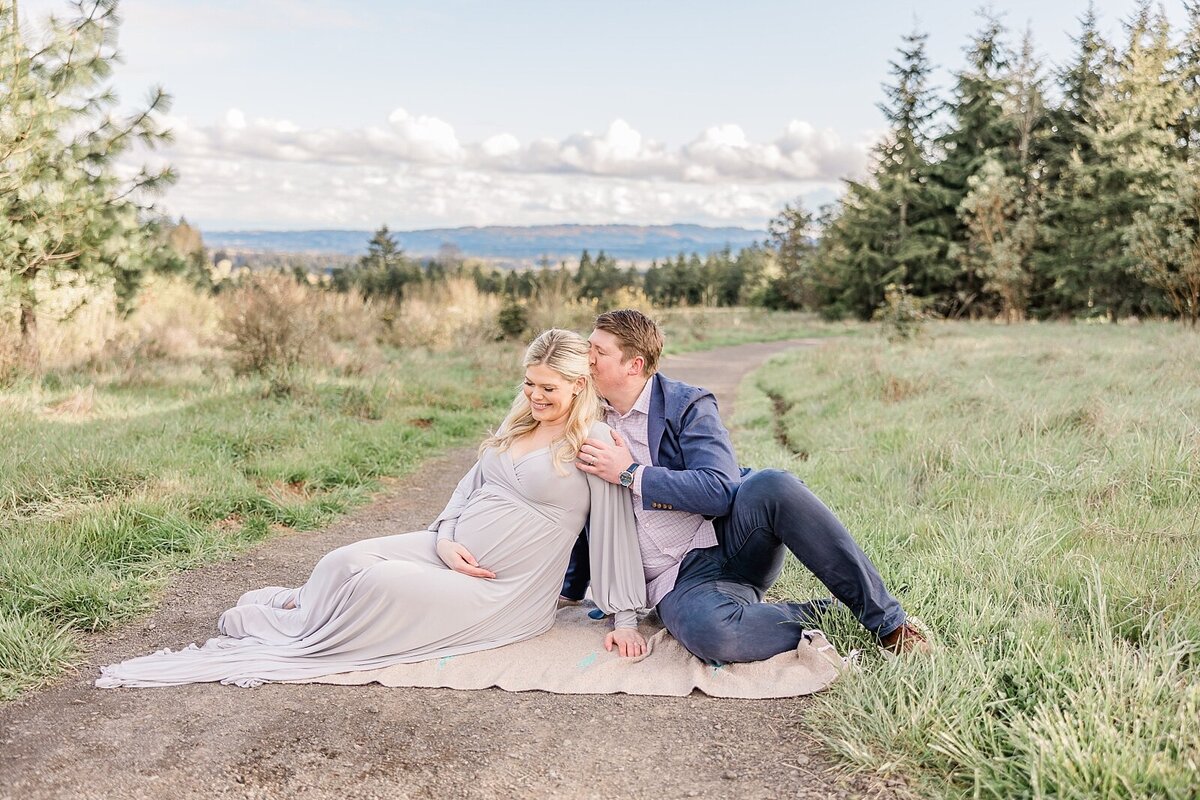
[380,278,500,349]
[496,298,529,340]
[873,283,929,341]
[218,273,327,384]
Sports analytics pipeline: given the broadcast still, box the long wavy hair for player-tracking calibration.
[480,328,601,474]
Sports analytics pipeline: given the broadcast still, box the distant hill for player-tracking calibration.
[204,224,765,263]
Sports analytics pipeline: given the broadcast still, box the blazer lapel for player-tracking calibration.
[648,374,666,466]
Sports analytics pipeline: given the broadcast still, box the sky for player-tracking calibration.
[18,0,1194,231]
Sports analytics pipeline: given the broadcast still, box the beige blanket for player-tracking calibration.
[296,604,846,698]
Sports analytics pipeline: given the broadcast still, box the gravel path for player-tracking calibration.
[0,339,900,800]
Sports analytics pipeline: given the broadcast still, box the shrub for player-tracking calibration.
[496,298,529,340]
[218,273,326,383]
[873,283,929,341]
[381,278,501,350]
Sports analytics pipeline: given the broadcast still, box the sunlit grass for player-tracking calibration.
[0,344,523,697]
[658,307,864,354]
[0,305,822,699]
[732,320,1200,799]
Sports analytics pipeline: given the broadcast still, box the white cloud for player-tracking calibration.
[135,108,866,229]
[159,108,869,184]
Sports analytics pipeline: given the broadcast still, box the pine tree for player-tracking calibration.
[1,0,174,371]
[766,202,817,310]
[1128,162,1200,326]
[351,225,421,300]
[932,13,1017,316]
[958,157,1037,320]
[1033,4,1113,315]
[576,250,624,301]
[814,29,949,318]
[1175,1,1200,156]
[1073,2,1182,317]
[956,27,1049,321]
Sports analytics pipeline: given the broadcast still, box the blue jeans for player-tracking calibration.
[655,469,907,664]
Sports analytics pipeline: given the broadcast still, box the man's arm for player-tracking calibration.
[638,392,739,517]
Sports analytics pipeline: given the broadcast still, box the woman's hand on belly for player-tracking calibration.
[435,539,497,579]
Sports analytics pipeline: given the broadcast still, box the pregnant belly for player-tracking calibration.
[451,494,569,578]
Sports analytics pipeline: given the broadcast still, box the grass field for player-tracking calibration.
[0,306,834,700]
[732,321,1199,799]
[0,346,524,700]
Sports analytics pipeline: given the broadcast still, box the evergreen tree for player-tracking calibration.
[958,157,1037,320]
[576,250,624,301]
[470,263,504,294]
[932,12,1017,315]
[731,245,772,307]
[642,259,666,305]
[342,225,422,300]
[765,202,818,310]
[956,27,1048,320]
[1128,162,1200,326]
[1175,1,1200,156]
[1073,2,1182,316]
[814,29,948,318]
[1,0,174,370]
[1033,4,1113,315]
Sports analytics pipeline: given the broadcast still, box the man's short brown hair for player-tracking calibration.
[593,309,665,376]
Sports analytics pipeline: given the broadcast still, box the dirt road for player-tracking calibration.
[0,339,896,800]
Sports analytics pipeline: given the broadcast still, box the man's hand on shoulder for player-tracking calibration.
[604,627,646,658]
[577,428,634,484]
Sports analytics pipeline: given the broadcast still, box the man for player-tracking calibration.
[567,309,928,663]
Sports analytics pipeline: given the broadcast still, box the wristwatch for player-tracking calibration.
[618,462,641,488]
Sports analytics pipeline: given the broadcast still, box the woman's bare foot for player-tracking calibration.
[283,599,296,610]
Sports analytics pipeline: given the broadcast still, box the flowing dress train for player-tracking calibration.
[96,421,645,688]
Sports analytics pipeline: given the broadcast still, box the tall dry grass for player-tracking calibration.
[383,277,502,349]
[0,273,224,382]
[0,272,516,386]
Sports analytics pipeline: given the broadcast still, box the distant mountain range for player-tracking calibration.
[204,224,765,263]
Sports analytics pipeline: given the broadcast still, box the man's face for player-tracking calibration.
[588,328,634,398]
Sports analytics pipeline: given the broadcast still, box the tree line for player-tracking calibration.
[788,2,1200,326]
[333,3,1200,328]
[7,2,1200,379]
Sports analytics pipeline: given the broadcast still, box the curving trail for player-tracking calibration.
[0,338,898,800]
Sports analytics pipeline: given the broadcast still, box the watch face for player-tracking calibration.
[619,471,633,487]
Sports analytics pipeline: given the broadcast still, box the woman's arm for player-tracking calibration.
[427,460,484,542]
[584,468,648,654]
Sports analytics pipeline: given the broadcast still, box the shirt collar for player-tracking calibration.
[602,377,654,419]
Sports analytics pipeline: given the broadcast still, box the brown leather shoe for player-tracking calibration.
[879,620,932,655]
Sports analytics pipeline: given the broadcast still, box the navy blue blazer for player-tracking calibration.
[638,373,741,518]
[560,372,743,600]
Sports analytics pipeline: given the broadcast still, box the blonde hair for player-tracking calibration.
[480,328,601,474]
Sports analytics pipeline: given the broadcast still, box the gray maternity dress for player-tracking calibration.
[96,420,646,688]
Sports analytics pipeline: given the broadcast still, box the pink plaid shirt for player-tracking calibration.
[603,379,717,606]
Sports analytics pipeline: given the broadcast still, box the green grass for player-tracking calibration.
[0,344,523,697]
[658,307,863,354]
[732,321,1200,799]
[0,308,827,700]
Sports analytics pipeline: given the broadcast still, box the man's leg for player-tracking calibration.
[560,530,590,601]
[657,550,833,665]
[721,469,907,640]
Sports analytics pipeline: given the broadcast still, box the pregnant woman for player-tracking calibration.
[97,329,647,688]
